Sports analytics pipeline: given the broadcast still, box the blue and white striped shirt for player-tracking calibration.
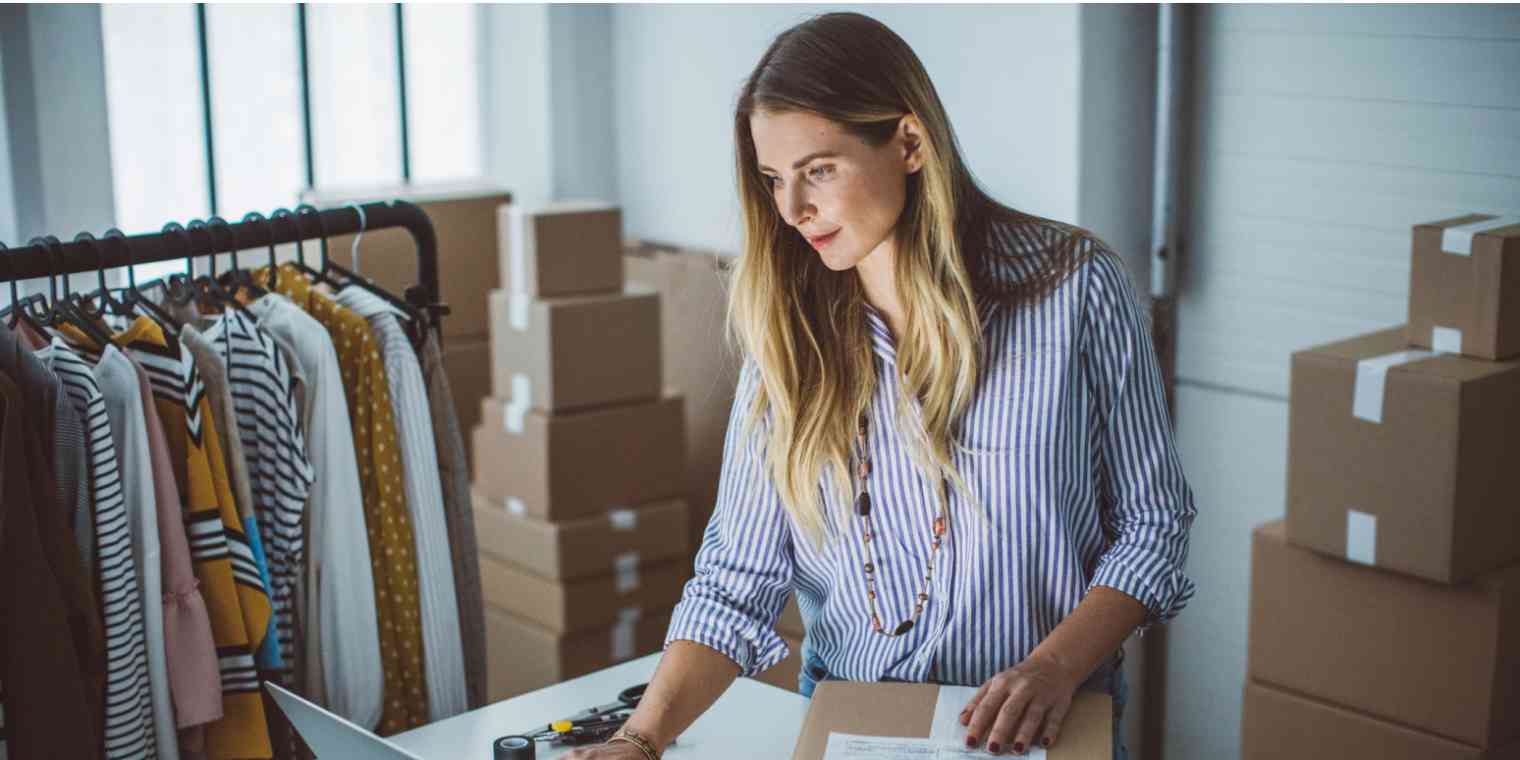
[662,225,1198,690]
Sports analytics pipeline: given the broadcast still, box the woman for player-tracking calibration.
[576,11,1196,760]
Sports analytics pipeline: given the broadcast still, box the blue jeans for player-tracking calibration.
[798,648,1129,760]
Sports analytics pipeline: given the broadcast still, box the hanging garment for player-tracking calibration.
[179,324,284,677]
[335,287,467,721]
[417,331,487,710]
[199,308,315,687]
[93,343,180,760]
[263,264,428,734]
[127,351,223,751]
[245,292,381,729]
[107,315,274,760]
[35,337,158,760]
[0,332,102,760]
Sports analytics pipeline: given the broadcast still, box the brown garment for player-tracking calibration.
[419,331,486,709]
[0,326,103,760]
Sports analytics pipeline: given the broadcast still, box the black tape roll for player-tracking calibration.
[493,735,536,760]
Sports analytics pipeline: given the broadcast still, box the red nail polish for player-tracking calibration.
[966,736,977,748]
[1013,742,1024,753]
[988,742,1001,753]
[1042,737,1051,748]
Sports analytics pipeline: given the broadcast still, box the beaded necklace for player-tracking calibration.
[854,410,949,637]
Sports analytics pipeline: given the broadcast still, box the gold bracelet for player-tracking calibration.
[608,726,661,760]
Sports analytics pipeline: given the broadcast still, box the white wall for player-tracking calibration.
[1165,6,1520,759]
[609,5,1086,256]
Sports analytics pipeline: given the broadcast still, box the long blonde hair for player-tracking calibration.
[729,12,1104,550]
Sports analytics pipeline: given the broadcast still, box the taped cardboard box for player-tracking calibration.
[1286,325,1520,583]
[1407,213,1520,361]
[790,682,1111,760]
[471,394,685,521]
[441,338,491,466]
[485,604,672,702]
[748,634,803,694]
[471,488,689,581]
[499,200,624,298]
[1241,680,1520,760]
[301,181,510,340]
[1248,521,1520,748]
[487,286,661,412]
[478,550,688,635]
[624,242,740,558]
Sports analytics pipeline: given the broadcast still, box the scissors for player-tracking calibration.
[517,684,673,748]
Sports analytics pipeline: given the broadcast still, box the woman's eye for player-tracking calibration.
[764,165,833,190]
[809,165,834,180]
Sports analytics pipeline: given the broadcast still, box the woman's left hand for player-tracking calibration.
[959,652,1079,755]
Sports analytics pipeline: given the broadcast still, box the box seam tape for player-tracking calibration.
[509,204,532,293]
[502,374,531,434]
[1431,326,1462,354]
[614,552,641,593]
[611,606,643,661]
[608,506,637,531]
[1351,349,1437,424]
[1440,215,1520,256]
[1346,510,1376,565]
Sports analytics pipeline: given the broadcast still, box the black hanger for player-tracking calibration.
[34,235,115,348]
[74,231,130,318]
[267,207,297,289]
[1,241,52,333]
[186,218,247,314]
[232,211,271,299]
[102,227,181,338]
[290,203,340,288]
[321,203,429,345]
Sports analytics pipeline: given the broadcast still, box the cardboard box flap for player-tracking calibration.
[1295,326,1520,384]
[1416,214,1520,240]
[790,682,1111,760]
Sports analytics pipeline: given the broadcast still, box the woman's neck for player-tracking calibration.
[855,242,906,340]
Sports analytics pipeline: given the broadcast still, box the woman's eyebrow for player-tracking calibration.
[759,150,842,173]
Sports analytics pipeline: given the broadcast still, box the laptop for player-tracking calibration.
[265,682,424,759]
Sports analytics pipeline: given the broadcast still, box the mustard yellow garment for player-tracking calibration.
[263,264,429,734]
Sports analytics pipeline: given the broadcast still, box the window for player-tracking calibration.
[100,3,483,284]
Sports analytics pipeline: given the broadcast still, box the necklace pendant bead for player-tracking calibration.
[862,531,872,543]
[892,619,915,636]
[856,491,872,517]
[864,561,874,573]
[859,458,871,480]
[933,517,946,537]
[917,592,929,601]
[871,615,882,633]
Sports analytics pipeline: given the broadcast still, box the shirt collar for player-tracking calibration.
[863,293,1001,363]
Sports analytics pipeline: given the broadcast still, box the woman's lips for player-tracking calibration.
[809,229,840,249]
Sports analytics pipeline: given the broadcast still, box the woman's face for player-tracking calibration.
[750,109,922,272]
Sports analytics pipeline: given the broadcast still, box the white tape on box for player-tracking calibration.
[1432,326,1462,354]
[614,552,641,593]
[508,293,531,332]
[502,375,530,434]
[611,606,643,662]
[508,204,532,294]
[1352,350,1437,424]
[505,497,526,517]
[608,507,637,531]
[1440,215,1520,256]
[1346,510,1377,566]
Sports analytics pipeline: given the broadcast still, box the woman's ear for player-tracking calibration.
[900,114,925,174]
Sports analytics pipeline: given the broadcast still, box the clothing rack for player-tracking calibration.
[2,199,446,333]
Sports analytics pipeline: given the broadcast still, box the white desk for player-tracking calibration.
[392,654,810,759]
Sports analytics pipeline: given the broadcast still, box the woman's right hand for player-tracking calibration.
[560,740,651,759]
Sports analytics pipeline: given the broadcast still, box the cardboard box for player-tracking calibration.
[1241,680,1520,760]
[777,594,805,639]
[790,682,1112,760]
[625,243,740,557]
[1286,325,1520,583]
[500,200,624,298]
[301,181,510,339]
[485,604,671,702]
[1247,521,1520,748]
[1407,213,1520,360]
[441,337,491,466]
[749,635,803,694]
[471,394,685,521]
[471,488,689,581]
[487,286,661,412]
[478,551,688,634]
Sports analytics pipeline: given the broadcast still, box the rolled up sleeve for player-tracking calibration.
[1078,247,1198,635]
[663,359,795,677]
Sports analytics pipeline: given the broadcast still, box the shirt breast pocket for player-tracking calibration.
[951,342,1070,456]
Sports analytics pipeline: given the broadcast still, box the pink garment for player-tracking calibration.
[130,357,223,736]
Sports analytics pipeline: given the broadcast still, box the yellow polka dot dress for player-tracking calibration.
[264,264,430,734]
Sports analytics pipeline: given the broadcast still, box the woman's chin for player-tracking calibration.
[816,248,860,272]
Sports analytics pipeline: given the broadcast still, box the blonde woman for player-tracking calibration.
[576,11,1196,760]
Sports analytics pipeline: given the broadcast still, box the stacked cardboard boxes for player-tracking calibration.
[473,200,690,701]
[1245,214,1520,759]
